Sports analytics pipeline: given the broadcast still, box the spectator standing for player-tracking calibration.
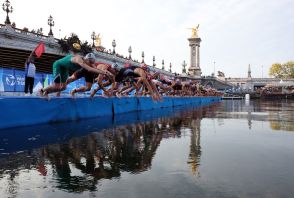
[24,55,36,95]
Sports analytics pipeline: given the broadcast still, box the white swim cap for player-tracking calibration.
[84,53,96,61]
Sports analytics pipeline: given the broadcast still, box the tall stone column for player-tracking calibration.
[188,37,202,77]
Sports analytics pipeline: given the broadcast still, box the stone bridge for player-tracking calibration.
[0,24,235,89]
[224,77,294,91]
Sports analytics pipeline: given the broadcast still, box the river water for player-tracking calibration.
[0,100,294,198]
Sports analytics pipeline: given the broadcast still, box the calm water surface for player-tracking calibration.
[0,100,294,198]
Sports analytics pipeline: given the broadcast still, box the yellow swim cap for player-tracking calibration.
[72,43,81,50]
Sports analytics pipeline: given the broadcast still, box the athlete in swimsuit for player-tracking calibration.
[39,53,113,98]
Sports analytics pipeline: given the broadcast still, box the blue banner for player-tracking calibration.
[0,67,109,95]
[63,78,86,94]
[43,74,53,88]
[14,70,25,92]
[2,68,15,92]
[64,81,76,93]
[0,67,4,92]
[33,73,45,92]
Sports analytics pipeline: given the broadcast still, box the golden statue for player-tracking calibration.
[189,24,200,38]
[94,33,102,47]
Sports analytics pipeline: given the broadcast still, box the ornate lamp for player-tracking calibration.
[169,63,172,73]
[91,31,96,47]
[2,0,13,25]
[213,61,216,76]
[141,51,145,63]
[48,15,55,36]
[112,39,116,54]
[128,46,132,59]
[162,60,165,70]
[182,60,187,74]
[153,56,156,67]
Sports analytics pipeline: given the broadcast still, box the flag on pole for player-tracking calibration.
[34,42,45,58]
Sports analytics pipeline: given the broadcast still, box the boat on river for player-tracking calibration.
[260,82,294,99]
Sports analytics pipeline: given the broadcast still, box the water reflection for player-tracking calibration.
[218,100,294,131]
[0,104,218,196]
[1,100,294,197]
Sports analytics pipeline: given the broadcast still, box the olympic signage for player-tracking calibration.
[0,67,86,94]
[0,68,45,92]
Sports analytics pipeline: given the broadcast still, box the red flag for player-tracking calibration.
[34,42,45,58]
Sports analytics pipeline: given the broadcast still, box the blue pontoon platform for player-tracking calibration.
[0,96,221,130]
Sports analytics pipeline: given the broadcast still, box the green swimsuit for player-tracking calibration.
[53,55,81,83]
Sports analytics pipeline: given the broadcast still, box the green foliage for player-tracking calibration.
[80,41,92,55]
[269,61,294,78]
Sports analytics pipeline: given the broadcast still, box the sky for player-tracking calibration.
[1,0,294,77]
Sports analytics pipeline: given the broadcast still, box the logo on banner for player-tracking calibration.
[5,74,16,86]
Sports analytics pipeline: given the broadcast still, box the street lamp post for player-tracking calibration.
[153,56,156,67]
[2,0,13,25]
[169,63,172,73]
[112,39,116,54]
[141,51,145,63]
[182,60,187,74]
[162,60,165,70]
[91,31,96,48]
[213,61,216,76]
[128,46,132,59]
[48,15,55,36]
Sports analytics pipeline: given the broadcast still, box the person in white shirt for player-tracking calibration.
[24,55,36,95]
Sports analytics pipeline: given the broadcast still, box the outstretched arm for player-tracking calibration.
[25,51,34,67]
[72,56,113,78]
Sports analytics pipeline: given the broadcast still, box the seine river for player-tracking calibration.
[0,99,294,198]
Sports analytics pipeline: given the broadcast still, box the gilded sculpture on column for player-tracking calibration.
[94,33,102,47]
[189,24,200,38]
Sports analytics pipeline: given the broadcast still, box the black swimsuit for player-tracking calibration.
[74,68,97,83]
[173,82,182,90]
[115,68,140,83]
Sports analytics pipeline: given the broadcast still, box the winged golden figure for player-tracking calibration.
[189,24,200,38]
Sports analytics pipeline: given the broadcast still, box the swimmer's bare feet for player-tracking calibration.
[38,88,50,100]
[70,89,76,97]
[90,89,97,99]
[115,92,122,98]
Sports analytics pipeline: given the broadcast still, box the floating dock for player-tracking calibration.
[222,96,244,100]
[0,96,221,130]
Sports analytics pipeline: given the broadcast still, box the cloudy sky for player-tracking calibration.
[2,0,294,77]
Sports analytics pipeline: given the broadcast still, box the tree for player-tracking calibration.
[269,63,283,78]
[283,61,294,78]
[269,61,294,78]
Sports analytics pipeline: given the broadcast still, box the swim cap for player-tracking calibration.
[72,43,81,50]
[84,53,96,61]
